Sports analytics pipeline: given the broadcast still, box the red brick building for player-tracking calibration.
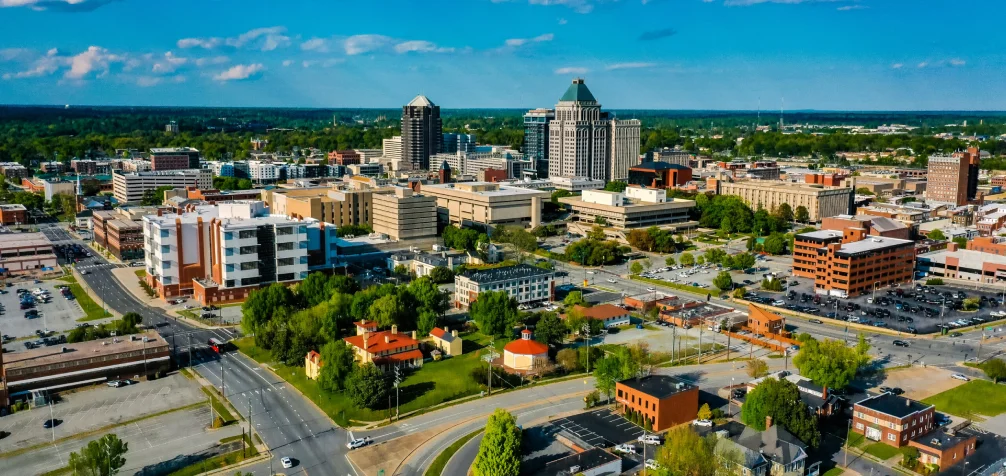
[0,204,27,226]
[615,375,699,431]
[328,150,362,166]
[805,173,847,187]
[966,236,1006,257]
[627,162,692,189]
[747,304,785,335]
[793,227,915,297]
[853,393,935,447]
[821,215,910,240]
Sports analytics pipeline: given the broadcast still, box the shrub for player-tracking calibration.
[761,279,784,292]
[584,390,600,409]
[925,278,944,285]
[212,416,224,429]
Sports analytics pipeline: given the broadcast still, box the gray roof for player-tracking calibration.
[407,95,435,107]
[866,216,907,233]
[837,236,914,255]
[796,230,843,241]
[855,393,932,419]
[559,79,597,103]
[461,263,553,283]
[733,424,808,466]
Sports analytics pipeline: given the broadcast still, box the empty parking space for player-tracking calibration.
[0,279,86,342]
[551,409,643,449]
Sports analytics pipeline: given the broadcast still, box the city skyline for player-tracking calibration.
[0,0,1004,110]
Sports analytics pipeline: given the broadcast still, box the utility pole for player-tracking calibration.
[220,356,225,396]
[698,324,704,364]
[671,324,677,364]
[393,366,402,421]
[582,323,591,373]
[188,333,192,368]
[487,342,495,396]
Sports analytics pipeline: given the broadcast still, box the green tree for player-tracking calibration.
[927,229,947,241]
[680,252,695,266]
[963,297,980,311]
[704,248,727,264]
[697,403,712,420]
[68,433,128,476]
[594,355,622,401]
[473,409,522,476]
[139,185,175,206]
[656,426,716,476]
[417,309,439,336]
[345,363,390,409]
[318,341,355,392]
[747,359,769,378]
[563,291,587,307]
[368,293,408,329]
[242,283,300,336]
[534,312,567,347]
[983,358,1006,383]
[741,377,821,448]
[604,181,628,193]
[550,189,572,205]
[777,203,794,222]
[407,277,449,316]
[713,271,734,291]
[120,312,142,329]
[630,261,644,275]
[470,290,519,337]
[665,256,676,267]
[795,205,810,223]
[556,348,579,372]
[793,335,870,391]
[763,233,786,255]
[953,236,968,249]
[428,266,455,284]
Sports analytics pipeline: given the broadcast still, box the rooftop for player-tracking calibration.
[150,147,199,154]
[421,181,549,198]
[911,428,975,454]
[536,448,619,476]
[344,329,420,355]
[4,331,167,371]
[722,180,852,192]
[855,392,933,419]
[723,422,808,467]
[570,304,629,321]
[0,204,27,211]
[631,161,691,171]
[460,264,554,283]
[558,78,597,104]
[0,232,51,249]
[429,327,456,343]
[918,248,1006,269]
[115,169,207,177]
[616,375,696,399]
[407,95,435,107]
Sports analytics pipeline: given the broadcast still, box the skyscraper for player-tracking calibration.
[523,108,554,178]
[546,79,640,182]
[401,95,442,171]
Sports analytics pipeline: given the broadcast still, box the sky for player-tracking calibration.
[0,0,1004,110]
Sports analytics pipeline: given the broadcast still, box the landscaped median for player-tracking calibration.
[424,429,481,476]
[629,275,711,297]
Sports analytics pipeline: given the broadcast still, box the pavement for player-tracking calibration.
[0,279,86,342]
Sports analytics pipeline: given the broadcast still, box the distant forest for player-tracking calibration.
[1,105,1005,167]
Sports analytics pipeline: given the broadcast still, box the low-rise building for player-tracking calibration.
[0,204,27,226]
[420,181,549,229]
[559,187,697,235]
[747,304,785,335]
[343,325,423,372]
[150,147,201,171]
[909,429,976,470]
[627,162,692,188]
[715,421,812,476]
[371,187,437,240]
[501,329,549,373]
[305,350,321,380]
[967,236,1006,256]
[40,179,76,202]
[0,162,28,181]
[853,393,935,448]
[916,242,1006,283]
[165,187,263,204]
[453,264,555,309]
[262,180,390,229]
[821,214,911,240]
[614,375,699,432]
[0,232,56,274]
[547,176,605,192]
[793,227,915,297]
[567,304,630,328]
[717,180,853,222]
[429,327,462,357]
[113,169,212,204]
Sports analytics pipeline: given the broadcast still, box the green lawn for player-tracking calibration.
[822,468,844,476]
[134,269,146,279]
[424,430,482,476]
[232,332,510,426]
[922,380,1006,418]
[629,275,710,297]
[846,431,866,448]
[58,275,113,322]
[863,442,901,460]
[201,387,237,425]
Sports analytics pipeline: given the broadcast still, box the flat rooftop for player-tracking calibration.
[855,392,932,419]
[537,448,619,476]
[918,248,1006,269]
[422,181,548,198]
[461,264,554,283]
[150,147,199,154]
[723,180,852,192]
[4,331,168,371]
[0,232,51,248]
[617,375,696,399]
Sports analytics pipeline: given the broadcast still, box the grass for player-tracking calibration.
[232,332,511,426]
[178,368,194,380]
[134,269,146,279]
[38,468,71,476]
[922,380,1006,418]
[629,275,710,297]
[424,429,482,476]
[165,432,259,476]
[201,387,237,425]
[822,468,845,476]
[863,442,901,460]
[846,431,865,448]
[60,274,113,322]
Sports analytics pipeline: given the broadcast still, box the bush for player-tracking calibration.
[925,278,944,285]
[732,287,747,299]
[761,278,784,292]
[584,390,600,409]
[212,416,224,429]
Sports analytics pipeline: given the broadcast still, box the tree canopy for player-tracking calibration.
[68,434,128,476]
[792,334,871,391]
[470,290,519,337]
[741,377,821,448]
[345,363,390,409]
[473,409,522,476]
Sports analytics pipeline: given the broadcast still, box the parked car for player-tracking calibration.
[645,459,662,470]
[892,340,909,347]
[809,319,823,324]
[281,457,294,469]
[614,443,637,454]
[638,434,662,445]
[692,419,713,427]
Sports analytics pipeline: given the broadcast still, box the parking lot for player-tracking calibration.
[633,254,794,293]
[748,280,1006,335]
[552,409,644,448]
[0,279,86,343]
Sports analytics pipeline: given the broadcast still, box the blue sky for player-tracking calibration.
[0,0,1003,110]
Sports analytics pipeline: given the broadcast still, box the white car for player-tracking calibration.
[607,278,617,283]
[347,437,371,449]
[647,287,656,292]
[951,374,970,381]
[586,271,595,274]
[280,457,293,469]
[614,443,637,454]
[692,419,713,427]
[638,434,662,445]
[772,300,785,306]
[645,459,662,470]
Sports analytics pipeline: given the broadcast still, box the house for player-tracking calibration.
[852,393,935,448]
[500,329,549,374]
[305,350,321,380]
[343,325,424,372]
[909,428,976,470]
[429,326,462,357]
[615,375,699,432]
[567,304,631,328]
[746,372,844,418]
[747,304,785,335]
[714,421,815,476]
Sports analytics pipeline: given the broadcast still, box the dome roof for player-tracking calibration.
[504,338,548,355]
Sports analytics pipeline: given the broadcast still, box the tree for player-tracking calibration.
[473,408,522,476]
[345,363,390,409]
[746,359,769,378]
[120,312,142,329]
[242,283,299,336]
[318,341,355,392]
[470,290,519,337]
[697,403,712,420]
[407,277,449,316]
[795,205,810,223]
[656,426,716,476]
[550,189,572,205]
[741,377,821,448]
[604,181,628,193]
[713,271,733,291]
[68,433,128,476]
[563,291,587,308]
[429,266,455,284]
[680,252,695,266]
[630,261,644,275]
[793,335,870,391]
[983,358,1006,383]
[963,297,980,311]
[696,255,706,265]
[902,446,921,469]
[139,185,175,206]
[777,203,794,222]
[953,236,968,249]
[665,256,676,267]
[927,229,947,241]
[556,348,579,372]
[417,309,439,336]
[763,233,786,255]
[534,312,567,347]
[594,355,622,401]
[368,293,408,329]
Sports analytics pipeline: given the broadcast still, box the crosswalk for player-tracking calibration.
[74,263,123,270]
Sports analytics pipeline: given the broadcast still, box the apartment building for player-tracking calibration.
[523,108,554,177]
[370,187,437,240]
[0,204,27,226]
[926,148,981,206]
[420,181,548,229]
[614,375,698,432]
[93,210,144,260]
[853,393,935,447]
[113,169,212,204]
[149,147,201,171]
[40,179,75,202]
[263,182,388,229]
[0,233,56,274]
[559,187,696,234]
[717,180,853,222]
[0,162,28,181]
[793,227,915,297]
[453,264,555,309]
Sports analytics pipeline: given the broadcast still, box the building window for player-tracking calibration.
[277,242,294,251]
[160,229,170,238]
[241,262,257,271]
[278,258,295,267]
[239,230,256,239]
[226,264,235,272]
[224,231,233,240]
[888,433,896,441]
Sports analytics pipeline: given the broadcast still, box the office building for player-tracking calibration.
[0,233,55,274]
[628,162,692,188]
[650,147,691,166]
[442,133,476,154]
[0,204,27,226]
[165,122,179,133]
[615,375,698,432]
[547,78,608,181]
[263,181,388,229]
[382,136,403,170]
[40,179,75,202]
[609,118,642,181]
[966,236,1006,256]
[164,187,262,205]
[559,187,696,232]
[113,169,212,204]
[547,176,604,192]
[717,180,853,222]
[926,148,981,206]
[371,187,437,240]
[431,148,532,180]
[328,150,361,166]
[150,147,200,171]
[820,215,911,240]
[523,108,554,178]
[915,242,1006,283]
[419,181,549,229]
[401,95,442,171]
[92,210,144,261]
[0,162,28,180]
[792,227,915,297]
[453,264,555,309]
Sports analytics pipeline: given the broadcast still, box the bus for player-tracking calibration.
[208,338,225,353]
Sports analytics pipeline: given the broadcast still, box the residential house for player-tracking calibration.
[343,325,423,372]
[429,327,462,357]
[714,421,814,476]
[305,350,321,380]
[852,393,935,448]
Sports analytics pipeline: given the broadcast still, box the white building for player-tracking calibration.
[610,119,641,181]
[248,161,281,183]
[382,136,403,170]
[548,176,605,192]
[113,169,212,204]
[453,264,556,309]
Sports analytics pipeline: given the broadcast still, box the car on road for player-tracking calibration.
[692,419,713,427]
[809,319,823,324]
[281,457,294,469]
[80,270,89,275]
[890,387,904,395]
[893,340,909,347]
[107,380,125,388]
[614,443,637,454]
[951,374,970,381]
[347,437,371,449]
[879,386,892,393]
[645,459,662,470]
[950,332,963,337]
[646,287,655,292]
[607,278,617,283]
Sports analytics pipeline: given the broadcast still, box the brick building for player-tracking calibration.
[0,204,27,226]
[0,233,56,274]
[909,429,976,470]
[793,227,915,297]
[805,173,847,187]
[926,148,981,206]
[821,214,911,240]
[566,304,631,328]
[747,304,784,335]
[627,162,692,188]
[453,264,555,310]
[328,150,362,166]
[149,147,200,171]
[614,375,699,432]
[853,393,934,447]
[343,324,423,372]
[967,236,1006,257]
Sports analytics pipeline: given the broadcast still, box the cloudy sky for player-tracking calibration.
[0,0,1003,110]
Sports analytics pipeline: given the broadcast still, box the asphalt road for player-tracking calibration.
[71,236,359,476]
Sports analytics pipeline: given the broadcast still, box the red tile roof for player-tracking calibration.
[354,320,379,331]
[504,338,548,356]
[573,304,629,320]
[430,327,457,342]
[344,330,420,355]
[306,350,321,364]
[374,349,424,365]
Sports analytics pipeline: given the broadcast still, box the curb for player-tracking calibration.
[438,430,482,476]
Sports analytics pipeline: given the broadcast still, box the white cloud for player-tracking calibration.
[722,0,845,5]
[0,48,33,62]
[282,59,294,67]
[194,56,229,67]
[343,34,394,55]
[504,33,554,47]
[177,38,222,49]
[178,26,290,52]
[555,66,588,75]
[301,38,329,52]
[213,63,264,81]
[2,48,62,79]
[0,0,117,11]
[558,18,567,24]
[66,46,122,79]
[528,0,594,14]
[837,4,867,10]
[394,40,454,54]
[917,61,929,68]
[949,58,966,66]
[606,62,656,70]
[150,51,187,74]
[891,63,903,69]
[300,58,344,69]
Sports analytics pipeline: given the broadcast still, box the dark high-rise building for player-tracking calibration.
[523,108,554,178]
[443,133,476,154]
[401,95,442,171]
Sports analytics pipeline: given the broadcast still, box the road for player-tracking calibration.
[69,231,359,476]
